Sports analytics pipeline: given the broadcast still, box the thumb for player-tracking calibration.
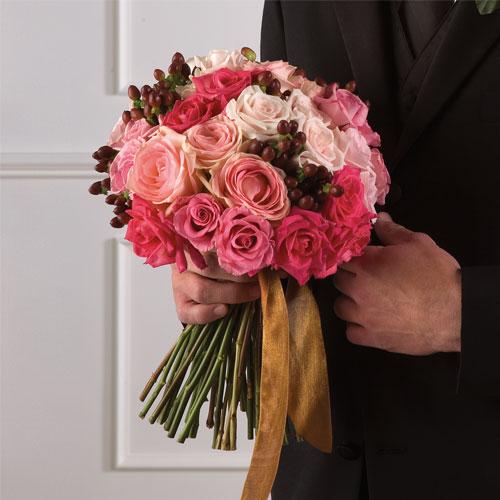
[375,212,414,245]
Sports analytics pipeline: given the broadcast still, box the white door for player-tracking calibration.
[1,2,264,499]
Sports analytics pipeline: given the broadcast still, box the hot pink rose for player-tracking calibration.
[107,116,158,149]
[125,195,205,271]
[173,194,223,252]
[162,94,225,133]
[126,126,199,204]
[314,84,369,129]
[327,216,373,266]
[211,152,290,222]
[109,137,143,192]
[192,68,252,102]
[215,206,274,276]
[370,148,390,205]
[322,166,373,226]
[273,208,334,285]
[185,114,242,169]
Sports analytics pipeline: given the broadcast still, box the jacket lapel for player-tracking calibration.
[392,1,500,166]
[333,1,400,169]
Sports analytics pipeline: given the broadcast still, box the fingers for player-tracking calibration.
[374,215,415,246]
[333,295,361,324]
[345,323,372,347]
[172,267,261,324]
[332,269,356,297]
[186,251,257,283]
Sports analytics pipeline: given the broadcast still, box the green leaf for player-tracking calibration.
[475,0,500,14]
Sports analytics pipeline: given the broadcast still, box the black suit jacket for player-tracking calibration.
[261,2,500,499]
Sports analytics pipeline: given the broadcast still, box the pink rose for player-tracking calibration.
[273,208,334,285]
[314,84,368,129]
[211,152,290,222]
[185,114,242,169]
[258,60,303,91]
[126,126,199,204]
[173,194,223,252]
[215,206,274,276]
[192,68,252,102]
[370,148,390,205]
[125,195,205,271]
[322,166,373,226]
[162,94,225,133]
[328,216,372,266]
[343,127,372,170]
[107,116,158,149]
[358,122,381,148]
[109,137,143,192]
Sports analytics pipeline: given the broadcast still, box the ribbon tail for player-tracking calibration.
[241,269,289,500]
[286,279,332,453]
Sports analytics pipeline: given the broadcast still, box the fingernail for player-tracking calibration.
[213,305,227,316]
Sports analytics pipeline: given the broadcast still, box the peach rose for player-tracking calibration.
[225,85,293,140]
[107,116,158,150]
[299,117,349,170]
[258,60,303,91]
[126,126,199,204]
[185,115,242,169]
[211,152,290,222]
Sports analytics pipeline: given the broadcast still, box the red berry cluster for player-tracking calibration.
[247,119,344,211]
[88,145,131,228]
[124,52,190,127]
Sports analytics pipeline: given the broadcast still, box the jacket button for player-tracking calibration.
[385,182,402,206]
[335,442,361,461]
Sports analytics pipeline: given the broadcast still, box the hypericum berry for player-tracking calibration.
[88,181,102,195]
[247,139,264,156]
[312,202,320,212]
[256,71,273,87]
[277,120,290,135]
[285,176,298,189]
[110,217,124,228]
[101,177,111,190]
[143,104,152,118]
[289,120,299,135]
[261,146,276,162]
[281,90,291,100]
[344,80,356,93]
[181,63,191,78]
[113,204,127,215]
[290,137,302,153]
[241,47,257,62]
[295,131,307,145]
[267,78,281,96]
[277,139,291,153]
[315,191,329,204]
[122,110,132,124]
[153,68,165,81]
[105,193,118,205]
[331,185,344,197]
[95,161,108,173]
[117,212,131,224]
[114,195,127,207]
[131,108,144,121]
[303,163,318,178]
[97,145,115,159]
[168,62,181,75]
[172,52,185,65]
[317,165,330,180]
[141,84,152,97]
[289,188,303,201]
[128,85,140,100]
[298,195,314,210]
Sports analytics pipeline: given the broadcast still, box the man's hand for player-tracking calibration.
[172,252,261,325]
[333,213,462,355]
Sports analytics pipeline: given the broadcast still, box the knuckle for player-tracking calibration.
[412,232,432,245]
[192,280,209,304]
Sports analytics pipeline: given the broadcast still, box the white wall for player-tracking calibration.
[0,1,264,499]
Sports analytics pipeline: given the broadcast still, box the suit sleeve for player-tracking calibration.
[260,0,287,62]
[457,266,500,397]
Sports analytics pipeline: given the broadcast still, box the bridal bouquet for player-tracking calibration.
[89,47,389,499]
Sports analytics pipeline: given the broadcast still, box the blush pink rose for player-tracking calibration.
[185,114,242,169]
[125,195,205,272]
[107,116,158,149]
[215,206,274,276]
[126,126,199,204]
[172,194,223,252]
[258,60,304,91]
[211,152,290,222]
[273,207,333,285]
[322,166,373,226]
[370,148,390,205]
[162,94,225,133]
[314,84,369,129]
[192,68,252,102]
[109,137,143,192]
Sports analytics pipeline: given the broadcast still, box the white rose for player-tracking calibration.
[187,49,249,76]
[288,89,331,128]
[299,118,349,170]
[225,85,293,140]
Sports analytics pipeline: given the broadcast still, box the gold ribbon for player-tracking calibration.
[241,270,332,500]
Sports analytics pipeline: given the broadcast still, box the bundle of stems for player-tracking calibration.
[139,301,262,450]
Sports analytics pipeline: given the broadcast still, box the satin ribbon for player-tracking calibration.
[241,270,332,500]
